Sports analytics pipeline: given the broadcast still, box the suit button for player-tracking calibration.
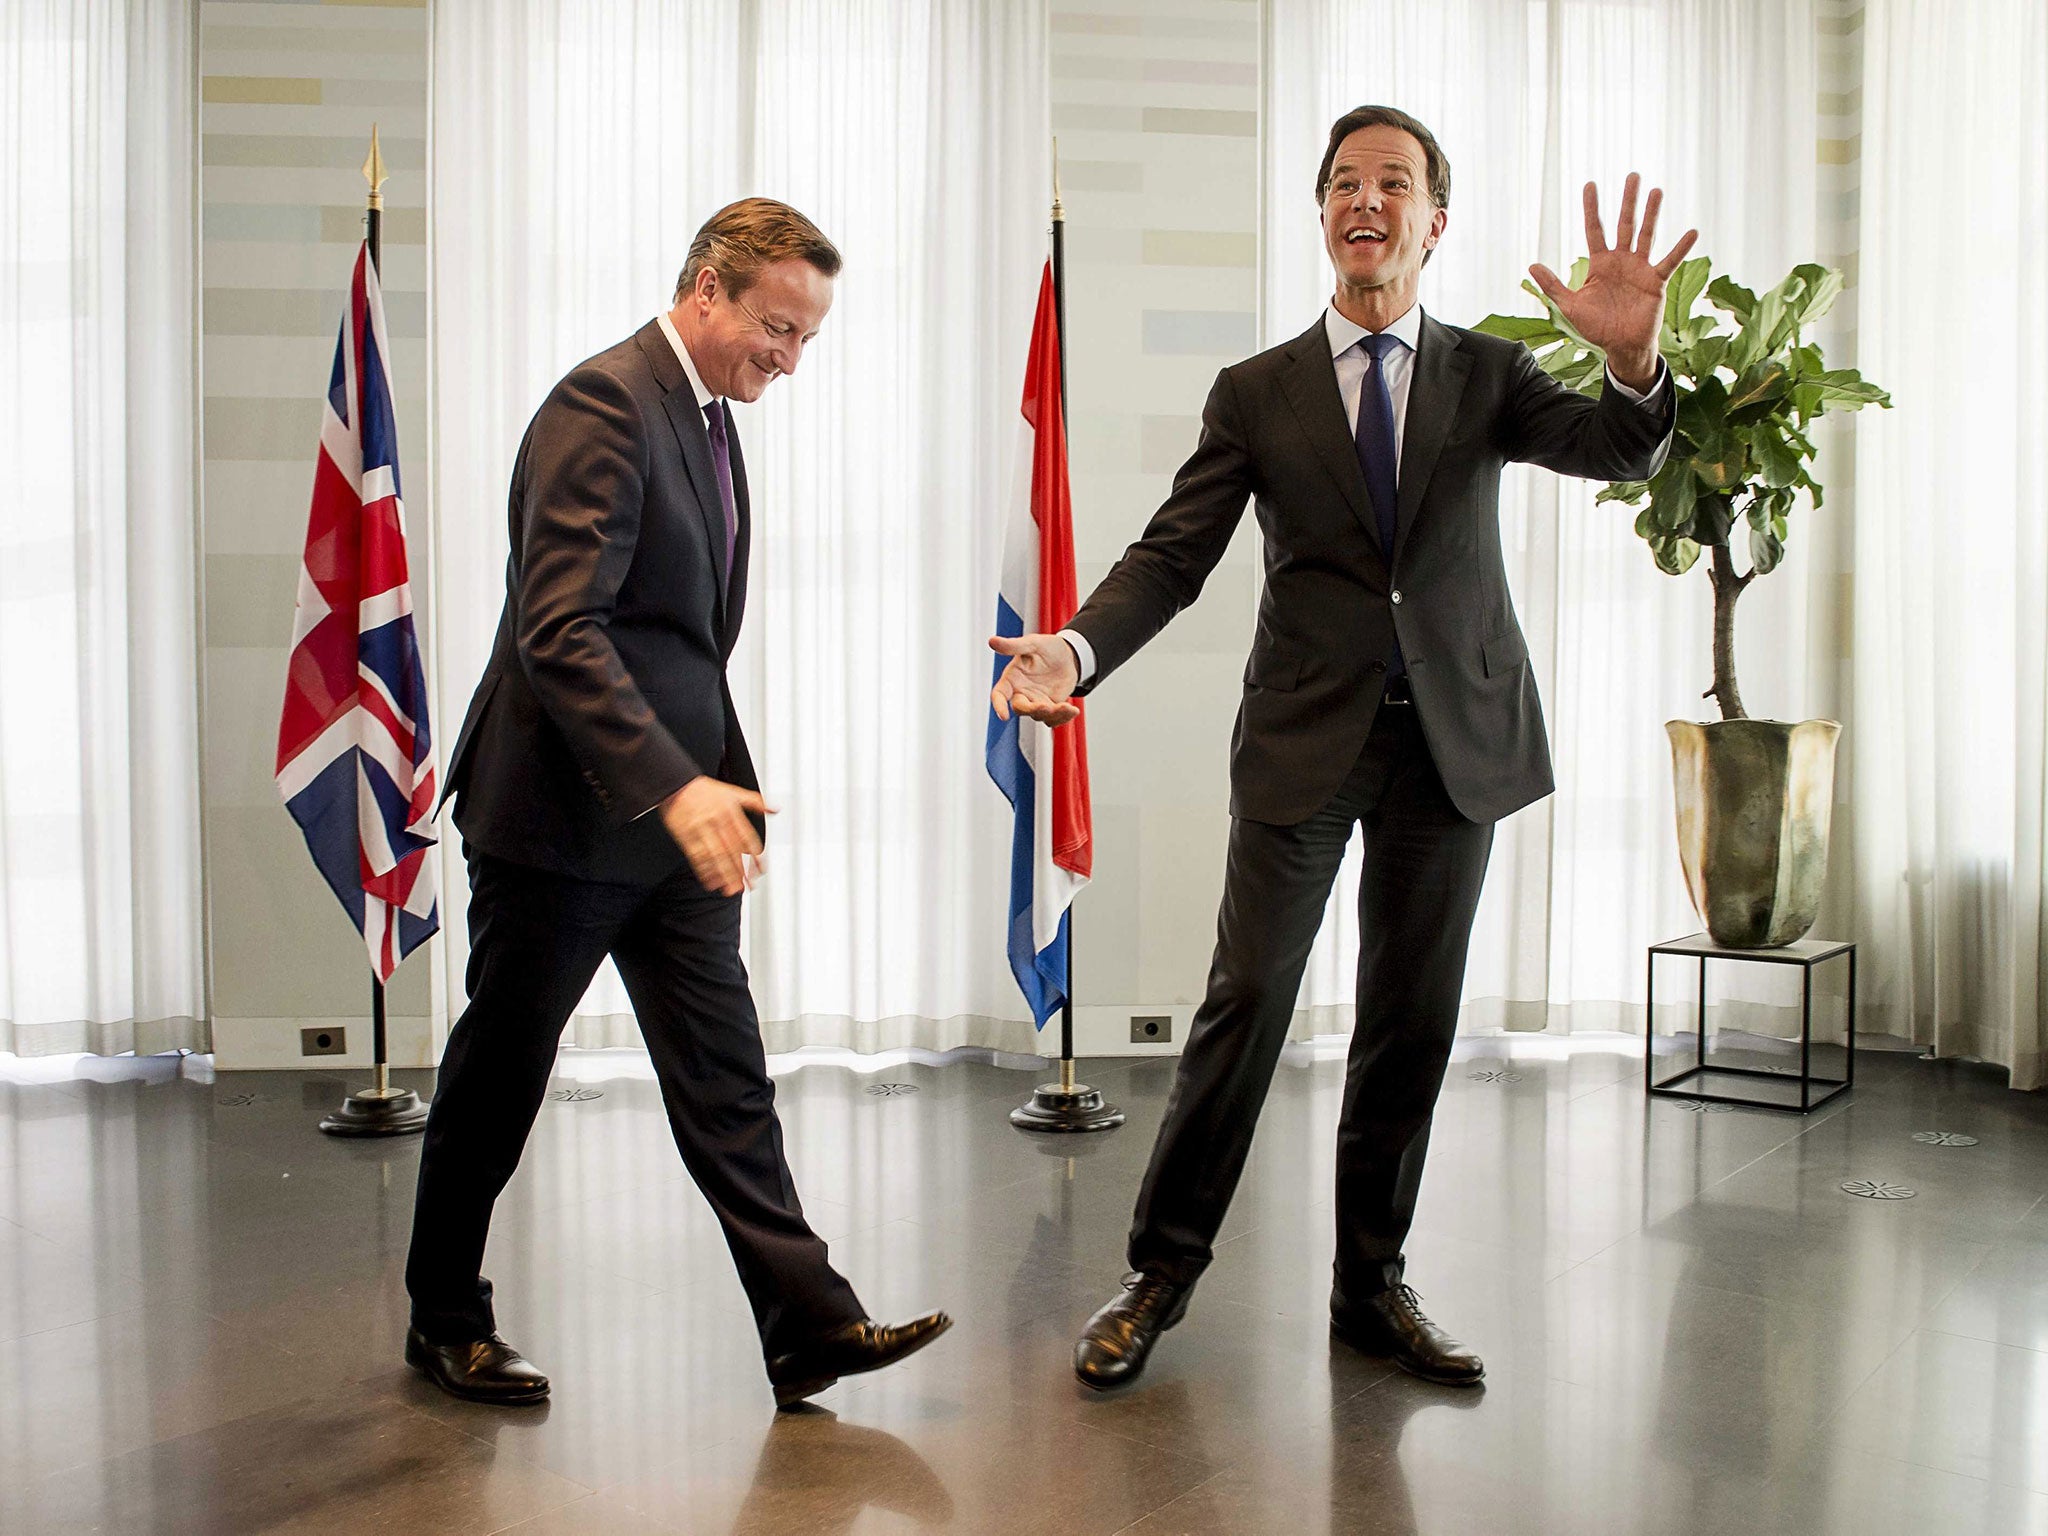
[1390,589,1404,605]
[1371,659,1387,673]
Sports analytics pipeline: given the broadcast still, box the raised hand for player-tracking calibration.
[659,775,775,896]
[989,634,1081,727]
[1529,172,1697,390]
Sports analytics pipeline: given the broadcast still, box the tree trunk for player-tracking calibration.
[1706,541,1752,720]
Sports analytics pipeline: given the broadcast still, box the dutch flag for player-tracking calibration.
[987,261,1093,1026]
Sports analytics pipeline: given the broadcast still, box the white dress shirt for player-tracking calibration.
[1058,302,1665,684]
[657,310,716,409]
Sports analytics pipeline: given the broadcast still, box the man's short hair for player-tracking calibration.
[674,198,842,304]
[1314,105,1451,211]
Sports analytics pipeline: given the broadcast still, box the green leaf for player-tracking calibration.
[1676,374,1730,443]
[1653,536,1702,576]
[1693,494,1735,546]
[1749,524,1785,575]
[1726,361,1792,421]
[1634,507,1660,539]
[1474,313,1561,345]
[1707,276,1757,324]
[1599,479,1649,505]
[1750,424,1804,489]
[1685,334,1731,379]
[1663,256,1712,332]
[1809,369,1892,407]
[1789,263,1845,326]
[1692,442,1747,493]
[1568,256,1591,288]
[1650,460,1699,533]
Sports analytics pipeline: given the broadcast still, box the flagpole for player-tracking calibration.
[1012,140,1122,1136]
[321,124,428,1139]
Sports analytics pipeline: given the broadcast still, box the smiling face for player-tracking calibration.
[674,257,834,403]
[1318,124,1448,308]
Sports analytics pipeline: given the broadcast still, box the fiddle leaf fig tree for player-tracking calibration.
[1477,258,1889,720]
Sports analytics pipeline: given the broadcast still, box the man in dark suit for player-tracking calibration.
[406,198,948,1409]
[991,107,1693,1389]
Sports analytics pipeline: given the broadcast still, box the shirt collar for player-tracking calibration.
[656,310,717,410]
[1325,300,1423,359]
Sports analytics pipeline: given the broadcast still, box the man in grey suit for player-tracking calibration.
[992,106,1694,1389]
[407,198,948,1410]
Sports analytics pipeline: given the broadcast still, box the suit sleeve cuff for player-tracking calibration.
[1604,359,1667,408]
[1057,628,1097,687]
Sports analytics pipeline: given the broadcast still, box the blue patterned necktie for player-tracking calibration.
[703,399,737,580]
[1355,331,1405,677]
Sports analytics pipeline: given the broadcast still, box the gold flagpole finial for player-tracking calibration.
[362,124,387,212]
[1052,136,1064,224]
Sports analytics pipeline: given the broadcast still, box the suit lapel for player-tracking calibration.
[721,408,751,654]
[1278,317,1377,547]
[638,323,734,631]
[1393,312,1473,562]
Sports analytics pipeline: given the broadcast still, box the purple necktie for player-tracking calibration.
[1355,332,1405,677]
[703,398,737,579]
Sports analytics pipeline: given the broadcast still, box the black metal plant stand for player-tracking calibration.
[1646,933,1856,1113]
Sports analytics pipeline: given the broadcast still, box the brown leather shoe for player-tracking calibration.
[1073,1272,1190,1391]
[405,1328,551,1405]
[1332,1284,1484,1385]
[767,1312,953,1409]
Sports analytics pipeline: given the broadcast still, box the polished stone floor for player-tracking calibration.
[0,1033,2045,1534]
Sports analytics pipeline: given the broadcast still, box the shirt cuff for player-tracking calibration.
[1604,359,1667,408]
[1057,627,1097,686]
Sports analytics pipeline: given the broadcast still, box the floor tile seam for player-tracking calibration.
[1807,1322,1925,1448]
[1811,1430,2048,1502]
[1042,1409,1228,1478]
[1917,1321,2048,1358]
[1104,1466,1233,1535]
[0,1298,160,1350]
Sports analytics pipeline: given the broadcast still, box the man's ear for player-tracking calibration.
[1424,206,1448,249]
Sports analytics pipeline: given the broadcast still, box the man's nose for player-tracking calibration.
[777,337,805,377]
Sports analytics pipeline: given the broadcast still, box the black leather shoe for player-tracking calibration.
[1331,1284,1484,1386]
[405,1328,551,1405]
[767,1312,952,1409]
[1073,1272,1190,1391]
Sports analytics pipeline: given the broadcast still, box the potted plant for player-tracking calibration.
[1478,258,1889,947]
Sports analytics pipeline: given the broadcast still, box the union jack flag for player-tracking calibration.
[275,242,439,982]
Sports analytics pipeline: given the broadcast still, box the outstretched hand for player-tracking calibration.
[989,634,1081,727]
[1529,172,1697,390]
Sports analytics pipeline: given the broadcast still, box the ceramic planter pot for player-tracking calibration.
[1665,718,1841,948]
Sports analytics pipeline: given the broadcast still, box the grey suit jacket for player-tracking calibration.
[1068,310,1674,827]
[444,320,755,882]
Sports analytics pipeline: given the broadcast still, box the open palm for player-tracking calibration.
[1529,173,1697,383]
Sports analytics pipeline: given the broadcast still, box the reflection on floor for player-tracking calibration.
[0,1034,2045,1534]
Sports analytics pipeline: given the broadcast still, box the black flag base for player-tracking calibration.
[319,1084,429,1137]
[1011,1061,1124,1134]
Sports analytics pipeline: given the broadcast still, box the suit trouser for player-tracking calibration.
[1127,701,1494,1301]
[405,848,864,1355]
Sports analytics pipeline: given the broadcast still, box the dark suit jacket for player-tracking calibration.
[1069,310,1674,828]
[444,320,755,883]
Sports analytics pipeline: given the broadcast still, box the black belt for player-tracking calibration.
[1381,673,1415,705]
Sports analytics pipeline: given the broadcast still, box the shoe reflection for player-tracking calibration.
[1327,1347,1485,1535]
[732,1406,954,1531]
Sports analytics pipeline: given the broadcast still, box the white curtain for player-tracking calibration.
[1265,0,1829,1037]
[1850,0,2048,1085]
[431,0,1049,1054]
[0,0,205,1056]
